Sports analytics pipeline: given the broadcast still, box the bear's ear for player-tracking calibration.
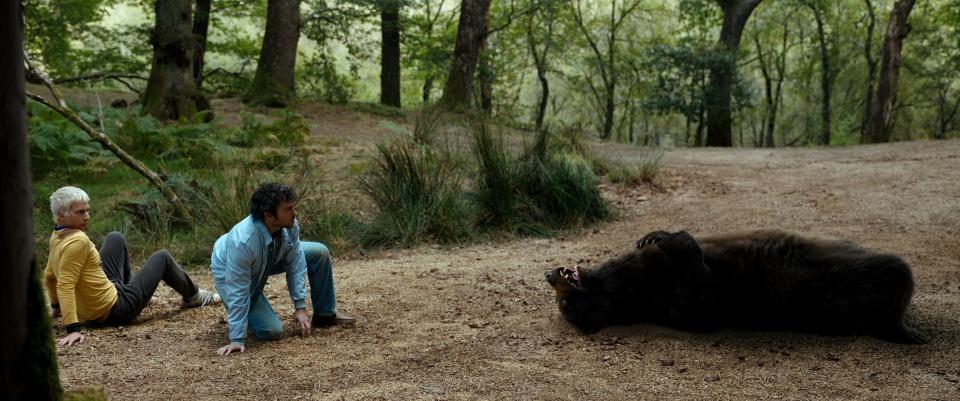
[655,231,704,267]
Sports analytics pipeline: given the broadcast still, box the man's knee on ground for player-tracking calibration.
[252,323,283,341]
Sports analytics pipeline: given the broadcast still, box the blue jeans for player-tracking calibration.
[248,241,337,340]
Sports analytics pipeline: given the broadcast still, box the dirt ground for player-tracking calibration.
[53,112,960,400]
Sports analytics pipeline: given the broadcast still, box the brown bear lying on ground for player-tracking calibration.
[545,229,928,344]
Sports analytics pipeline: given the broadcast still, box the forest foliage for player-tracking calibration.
[24,0,959,146]
[21,0,960,257]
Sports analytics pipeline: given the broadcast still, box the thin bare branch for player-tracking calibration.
[24,52,194,221]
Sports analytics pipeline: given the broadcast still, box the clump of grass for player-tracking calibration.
[296,205,361,255]
[112,110,234,168]
[469,115,521,229]
[286,161,362,254]
[357,138,472,247]
[413,106,443,146]
[348,101,406,118]
[470,118,608,234]
[230,109,308,148]
[516,151,608,228]
[607,148,664,186]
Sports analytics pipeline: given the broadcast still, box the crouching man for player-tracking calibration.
[211,183,355,356]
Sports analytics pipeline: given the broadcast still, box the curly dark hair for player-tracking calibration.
[249,182,297,220]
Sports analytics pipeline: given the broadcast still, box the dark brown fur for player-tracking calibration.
[545,229,927,344]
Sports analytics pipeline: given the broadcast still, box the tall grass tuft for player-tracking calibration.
[413,106,443,146]
[287,160,362,255]
[358,139,471,247]
[607,148,665,186]
[515,153,608,228]
[470,118,608,234]
[469,115,521,229]
[197,168,261,234]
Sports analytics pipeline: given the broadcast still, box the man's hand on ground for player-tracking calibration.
[57,332,84,347]
[293,308,310,337]
[216,342,245,356]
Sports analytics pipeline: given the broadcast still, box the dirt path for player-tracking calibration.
[55,138,960,400]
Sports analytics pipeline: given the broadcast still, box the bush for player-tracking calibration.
[230,110,308,148]
[27,103,104,178]
[607,148,664,185]
[358,139,472,247]
[470,119,608,234]
[516,152,608,228]
[469,116,525,230]
[296,204,361,255]
[111,110,233,168]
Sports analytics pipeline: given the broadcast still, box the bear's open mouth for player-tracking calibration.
[559,266,581,288]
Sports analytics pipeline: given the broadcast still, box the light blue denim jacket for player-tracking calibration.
[210,215,307,343]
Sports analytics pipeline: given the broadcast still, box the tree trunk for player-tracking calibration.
[142,0,210,121]
[438,0,492,111]
[192,0,211,89]
[422,76,433,103]
[810,3,831,145]
[534,58,549,130]
[602,80,615,140]
[705,0,763,147]
[695,105,706,147]
[754,33,775,147]
[526,12,554,131]
[0,2,31,398]
[380,0,401,108]
[243,0,300,107]
[861,0,878,141]
[2,3,62,399]
[936,87,960,140]
[478,40,493,113]
[864,0,917,143]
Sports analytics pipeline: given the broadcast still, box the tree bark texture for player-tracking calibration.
[530,36,550,130]
[380,0,401,108]
[422,76,433,103]
[864,0,917,143]
[2,3,62,400]
[810,3,832,145]
[192,0,211,89]
[754,34,775,147]
[936,87,960,140]
[244,0,301,107]
[0,2,31,398]
[438,0,492,111]
[478,40,493,113]
[142,0,210,121]
[706,0,763,147]
[861,0,878,141]
[526,10,554,131]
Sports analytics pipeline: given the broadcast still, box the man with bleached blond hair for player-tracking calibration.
[44,186,220,346]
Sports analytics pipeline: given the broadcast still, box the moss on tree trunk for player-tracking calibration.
[243,0,300,108]
[141,0,211,121]
[25,258,64,400]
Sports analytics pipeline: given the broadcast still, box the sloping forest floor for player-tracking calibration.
[51,98,960,400]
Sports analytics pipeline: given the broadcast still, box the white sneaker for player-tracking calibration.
[182,288,221,308]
